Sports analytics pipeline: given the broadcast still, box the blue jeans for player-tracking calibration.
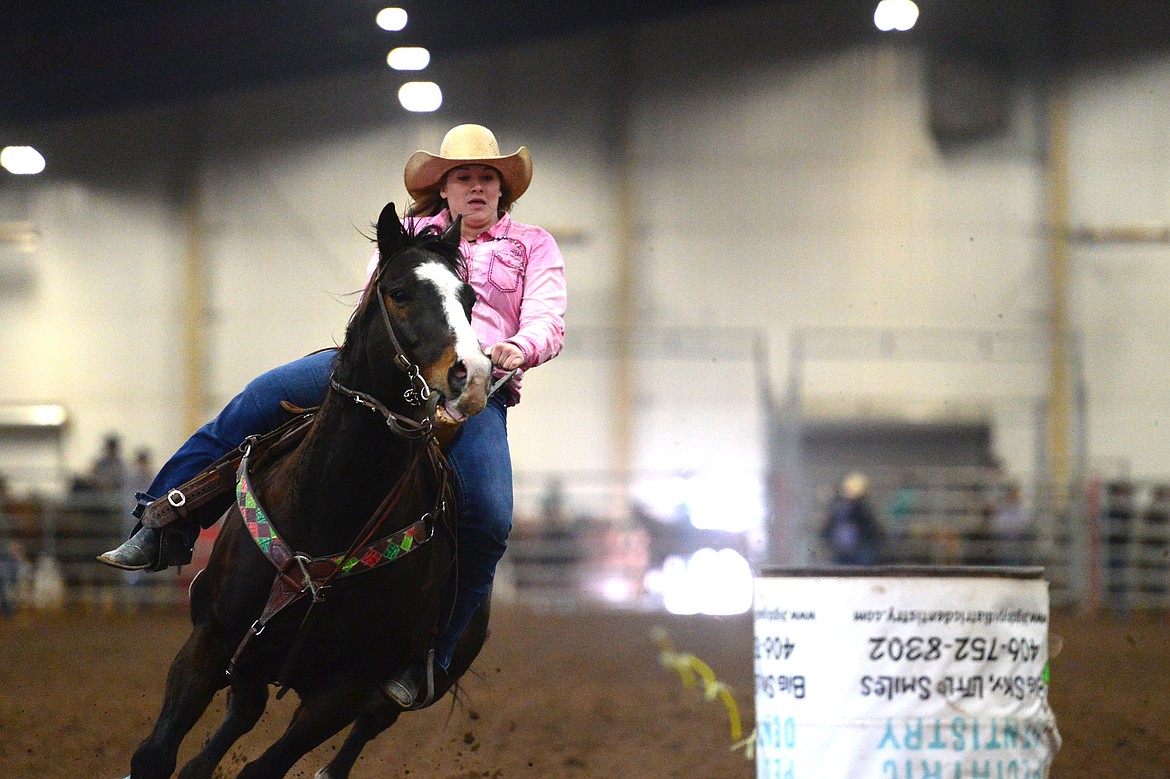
[145,349,512,670]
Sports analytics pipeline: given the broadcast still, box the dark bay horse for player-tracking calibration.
[121,203,494,779]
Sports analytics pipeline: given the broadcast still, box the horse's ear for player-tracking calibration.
[376,202,406,259]
[440,215,462,247]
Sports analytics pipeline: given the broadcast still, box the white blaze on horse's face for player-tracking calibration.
[415,261,491,416]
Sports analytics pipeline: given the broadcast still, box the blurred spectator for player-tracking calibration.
[971,459,1015,565]
[90,433,128,496]
[822,472,883,566]
[540,476,568,527]
[886,472,930,564]
[0,475,17,617]
[979,458,1008,527]
[990,481,1030,566]
[885,472,920,531]
[130,447,154,500]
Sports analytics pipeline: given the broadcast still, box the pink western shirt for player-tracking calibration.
[367,210,566,404]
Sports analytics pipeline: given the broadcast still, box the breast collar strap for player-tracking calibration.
[227,438,452,680]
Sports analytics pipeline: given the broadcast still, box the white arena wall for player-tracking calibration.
[2,0,1169,522]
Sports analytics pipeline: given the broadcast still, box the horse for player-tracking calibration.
[120,203,495,779]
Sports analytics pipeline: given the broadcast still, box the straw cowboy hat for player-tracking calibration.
[404,124,533,201]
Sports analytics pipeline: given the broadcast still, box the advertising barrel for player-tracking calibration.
[754,566,1060,778]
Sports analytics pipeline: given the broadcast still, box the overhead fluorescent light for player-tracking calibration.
[376,7,408,31]
[398,81,442,112]
[387,47,430,71]
[1,146,46,175]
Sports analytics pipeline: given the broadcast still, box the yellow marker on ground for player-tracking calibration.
[652,626,746,745]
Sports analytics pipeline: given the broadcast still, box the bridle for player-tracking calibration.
[329,262,441,439]
[329,258,514,439]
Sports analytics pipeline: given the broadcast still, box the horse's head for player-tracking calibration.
[359,202,491,419]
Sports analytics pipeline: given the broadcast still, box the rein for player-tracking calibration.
[329,377,438,439]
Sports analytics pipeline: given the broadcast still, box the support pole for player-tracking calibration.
[177,127,208,436]
[608,33,637,517]
[1045,78,1072,512]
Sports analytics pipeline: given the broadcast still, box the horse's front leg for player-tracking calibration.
[176,676,270,779]
[314,691,401,779]
[127,623,231,779]
[236,684,367,779]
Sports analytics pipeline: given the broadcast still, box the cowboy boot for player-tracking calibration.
[97,524,195,572]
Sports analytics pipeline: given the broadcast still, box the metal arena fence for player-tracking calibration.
[0,471,1166,614]
[808,469,1169,610]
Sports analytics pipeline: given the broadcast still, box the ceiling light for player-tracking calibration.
[874,0,919,32]
[376,7,408,31]
[1,146,46,175]
[387,47,430,71]
[398,82,442,112]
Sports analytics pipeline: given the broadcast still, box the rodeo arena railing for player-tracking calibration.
[835,469,1169,610]
[1,465,1167,617]
[0,487,184,613]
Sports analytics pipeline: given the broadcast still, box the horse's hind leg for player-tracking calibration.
[128,625,230,779]
[176,678,269,779]
[236,686,366,779]
[315,693,401,779]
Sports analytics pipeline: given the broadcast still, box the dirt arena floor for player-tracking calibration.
[0,603,1165,778]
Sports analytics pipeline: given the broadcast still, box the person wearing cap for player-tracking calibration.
[822,472,883,566]
[98,124,566,707]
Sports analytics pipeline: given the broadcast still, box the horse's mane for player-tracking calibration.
[404,223,466,280]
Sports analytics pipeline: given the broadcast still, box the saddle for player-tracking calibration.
[137,407,316,532]
[138,397,464,703]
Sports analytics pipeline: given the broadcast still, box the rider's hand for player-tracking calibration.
[487,341,525,371]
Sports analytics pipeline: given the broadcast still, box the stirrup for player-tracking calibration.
[413,648,437,709]
[152,525,194,572]
[383,650,437,711]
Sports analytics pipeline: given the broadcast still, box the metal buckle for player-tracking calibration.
[293,555,324,602]
[167,489,187,508]
[403,365,431,406]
